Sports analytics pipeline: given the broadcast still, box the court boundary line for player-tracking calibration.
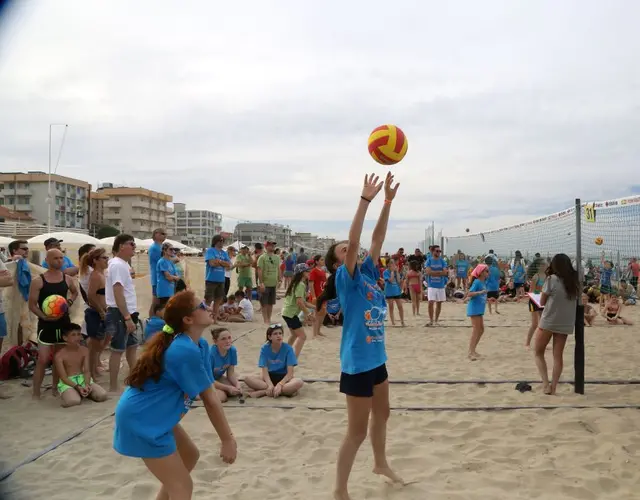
[293,379,640,385]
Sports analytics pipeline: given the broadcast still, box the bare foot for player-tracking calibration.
[314,331,326,338]
[32,393,43,401]
[542,384,552,395]
[401,322,406,328]
[246,390,266,398]
[373,466,405,484]
[51,389,59,398]
[333,490,351,500]
[468,353,478,361]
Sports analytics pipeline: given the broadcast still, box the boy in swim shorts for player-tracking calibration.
[54,323,108,407]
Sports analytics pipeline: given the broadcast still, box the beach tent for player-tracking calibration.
[99,236,149,251]
[228,240,245,250]
[28,232,102,245]
[0,236,15,246]
[140,238,188,251]
[181,246,200,255]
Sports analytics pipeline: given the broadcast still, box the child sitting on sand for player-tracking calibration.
[583,294,598,326]
[219,295,247,323]
[244,324,304,398]
[210,328,243,402]
[601,295,634,326]
[235,290,254,321]
[144,303,166,342]
[55,323,108,407]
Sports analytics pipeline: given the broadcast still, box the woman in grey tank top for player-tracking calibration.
[534,254,580,395]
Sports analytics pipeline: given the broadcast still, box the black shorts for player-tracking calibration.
[260,286,277,306]
[37,316,71,346]
[269,372,286,385]
[487,291,499,300]
[386,295,403,300]
[283,315,303,330]
[514,283,524,289]
[340,363,388,398]
[205,281,226,302]
[631,277,638,289]
[528,299,543,312]
[600,284,612,295]
[157,296,171,308]
[85,308,106,340]
[224,277,231,296]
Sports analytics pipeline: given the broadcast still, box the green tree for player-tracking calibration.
[97,225,120,239]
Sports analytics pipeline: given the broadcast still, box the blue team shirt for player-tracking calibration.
[600,267,613,286]
[258,342,297,375]
[144,316,166,340]
[467,279,487,317]
[148,242,162,287]
[210,345,238,380]
[204,247,230,283]
[383,269,403,298]
[113,334,213,458]
[326,298,341,314]
[456,259,469,278]
[512,263,526,284]
[336,256,387,375]
[284,255,296,272]
[156,257,177,298]
[41,255,75,271]
[486,266,501,292]
[425,256,446,289]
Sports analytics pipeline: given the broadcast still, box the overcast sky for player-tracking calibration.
[1,0,639,252]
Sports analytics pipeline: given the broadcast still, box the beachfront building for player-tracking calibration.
[234,222,292,249]
[167,202,223,249]
[0,171,91,229]
[90,183,173,239]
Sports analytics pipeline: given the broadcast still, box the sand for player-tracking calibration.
[1,262,639,499]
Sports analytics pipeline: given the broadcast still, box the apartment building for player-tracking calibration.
[90,183,173,239]
[234,222,292,249]
[0,171,90,229]
[167,202,222,249]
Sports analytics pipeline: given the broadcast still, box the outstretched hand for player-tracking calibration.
[361,173,384,201]
[384,171,400,201]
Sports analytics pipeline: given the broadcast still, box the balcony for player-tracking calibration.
[103,201,121,208]
[132,200,150,209]
[14,188,32,196]
[14,204,32,212]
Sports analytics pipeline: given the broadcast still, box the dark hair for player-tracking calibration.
[316,242,342,310]
[299,247,304,253]
[78,244,96,260]
[61,323,82,337]
[126,290,198,388]
[80,247,107,276]
[254,242,263,250]
[285,268,308,297]
[211,234,224,246]
[313,254,322,263]
[211,327,230,342]
[227,294,235,301]
[151,301,165,315]
[409,260,420,272]
[546,253,579,300]
[266,324,284,342]
[527,257,545,280]
[234,290,245,299]
[8,239,27,256]
[112,234,134,254]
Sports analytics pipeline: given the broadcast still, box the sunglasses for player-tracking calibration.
[99,256,109,260]
[19,247,29,251]
[193,301,208,312]
[269,323,283,329]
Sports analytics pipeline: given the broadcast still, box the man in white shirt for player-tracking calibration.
[105,234,139,393]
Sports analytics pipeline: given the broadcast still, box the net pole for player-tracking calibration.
[574,198,585,395]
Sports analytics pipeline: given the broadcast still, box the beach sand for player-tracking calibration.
[1,265,639,499]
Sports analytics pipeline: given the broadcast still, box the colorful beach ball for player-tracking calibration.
[594,237,604,246]
[41,294,68,320]
[367,125,408,165]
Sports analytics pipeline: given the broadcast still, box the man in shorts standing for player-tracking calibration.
[204,235,231,323]
[235,245,253,299]
[147,228,166,316]
[105,234,139,393]
[257,241,281,324]
[425,245,447,326]
[28,249,79,399]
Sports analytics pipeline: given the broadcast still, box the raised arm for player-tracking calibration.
[369,172,400,263]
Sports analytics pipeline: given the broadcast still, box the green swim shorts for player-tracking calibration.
[57,374,92,394]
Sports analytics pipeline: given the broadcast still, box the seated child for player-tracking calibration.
[54,323,108,407]
[222,295,240,315]
[144,303,166,342]
[583,294,597,326]
[235,290,254,321]
[618,279,637,306]
[209,328,242,402]
[218,294,247,323]
[601,296,634,326]
[323,298,343,327]
[244,324,304,398]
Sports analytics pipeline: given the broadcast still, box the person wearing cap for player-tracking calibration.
[41,238,78,276]
[282,263,315,358]
[204,235,231,323]
[148,228,167,317]
[465,263,489,361]
[256,241,281,324]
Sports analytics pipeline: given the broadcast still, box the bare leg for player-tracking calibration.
[550,333,568,395]
[435,302,442,323]
[109,351,123,392]
[395,300,405,326]
[88,383,108,402]
[32,344,52,399]
[370,380,403,483]
[428,301,434,324]
[468,316,484,359]
[388,301,396,326]
[265,305,273,323]
[88,338,102,380]
[313,305,327,337]
[534,328,553,394]
[60,388,82,407]
[291,327,307,358]
[244,374,268,398]
[281,378,304,396]
[215,389,228,403]
[526,311,539,347]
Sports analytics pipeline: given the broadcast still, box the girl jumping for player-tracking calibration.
[465,264,488,360]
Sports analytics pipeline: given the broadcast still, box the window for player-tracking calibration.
[8,183,14,189]
[8,197,14,205]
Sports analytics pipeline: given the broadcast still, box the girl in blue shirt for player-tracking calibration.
[316,172,404,499]
[511,252,526,302]
[383,259,405,327]
[465,264,488,361]
[113,290,236,499]
[210,328,242,402]
[243,324,304,398]
[156,243,179,306]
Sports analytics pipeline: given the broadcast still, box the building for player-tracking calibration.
[0,206,35,224]
[166,202,222,249]
[293,232,318,252]
[0,171,90,229]
[234,222,292,249]
[316,237,337,253]
[90,183,173,239]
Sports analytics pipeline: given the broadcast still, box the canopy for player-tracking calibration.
[227,240,246,250]
[99,236,149,250]
[140,238,187,251]
[0,236,15,246]
[28,232,102,245]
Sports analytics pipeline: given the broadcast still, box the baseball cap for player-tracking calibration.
[265,240,277,246]
[44,237,62,247]
[306,259,315,266]
[295,263,311,273]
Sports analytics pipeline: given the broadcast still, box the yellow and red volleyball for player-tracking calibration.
[367,124,408,165]
[594,237,604,246]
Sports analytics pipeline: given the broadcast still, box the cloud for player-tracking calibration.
[1,0,640,252]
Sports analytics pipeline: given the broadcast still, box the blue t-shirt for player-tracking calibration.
[144,316,166,340]
[512,262,526,284]
[204,247,230,283]
[383,269,402,298]
[148,242,162,287]
[284,256,296,272]
[258,342,297,375]
[486,266,501,292]
[210,345,238,380]
[467,279,487,317]
[456,260,469,278]
[336,256,387,375]
[600,267,613,286]
[425,256,446,289]
[326,298,340,314]
[156,257,177,298]
[41,255,75,271]
[113,334,213,458]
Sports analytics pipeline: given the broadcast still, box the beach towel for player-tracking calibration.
[16,259,31,301]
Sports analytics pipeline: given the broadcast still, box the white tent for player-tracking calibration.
[181,246,200,255]
[28,232,102,245]
[99,236,149,250]
[227,240,245,250]
[0,236,15,246]
[140,238,188,251]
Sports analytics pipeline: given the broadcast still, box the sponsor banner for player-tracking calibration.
[591,194,640,209]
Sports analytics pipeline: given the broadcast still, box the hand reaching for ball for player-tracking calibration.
[361,173,384,201]
[384,172,400,201]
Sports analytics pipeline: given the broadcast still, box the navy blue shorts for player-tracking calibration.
[85,308,106,340]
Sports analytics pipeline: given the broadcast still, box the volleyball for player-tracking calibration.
[367,124,408,165]
[594,237,604,246]
[41,294,68,320]
[465,228,470,233]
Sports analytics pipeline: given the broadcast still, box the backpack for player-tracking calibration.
[0,343,37,380]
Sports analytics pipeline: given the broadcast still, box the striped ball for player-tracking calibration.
[367,124,408,165]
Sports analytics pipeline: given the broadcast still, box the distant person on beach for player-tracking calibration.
[511,251,527,302]
[583,294,598,326]
[55,323,107,407]
[157,242,179,307]
[253,243,264,311]
[234,290,254,321]
[526,259,547,348]
[210,328,242,402]
[455,253,470,290]
[296,247,308,266]
[282,263,315,357]
[283,250,296,289]
[144,302,166,341]
[465,264,488,360]
[384,259,405,327]
[601,295,633,325]
[598,253,614,306]
[257,241,281,324]
[309,255,328,338]
[82,247,109,380]
[485,257,501,315]
[234,245,253,299]
[148,228,166,317]
[628,257,639,293]
[244,324,304,398]
[406,260,422,317]
[533,253,579,395]
[114,291,236,498]
[425,244,447,326]
[204,235,231,323]
[315,172,404,499]
[225,246,237,296]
